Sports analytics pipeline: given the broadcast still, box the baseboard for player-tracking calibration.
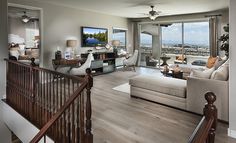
[228,128,236,139]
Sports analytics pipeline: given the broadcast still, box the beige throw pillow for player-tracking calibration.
[211,59,229,81]
[190,67,215,79]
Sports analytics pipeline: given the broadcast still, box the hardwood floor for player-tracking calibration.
[91,67,236,143]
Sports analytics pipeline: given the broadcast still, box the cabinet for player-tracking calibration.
[81,52,116,75]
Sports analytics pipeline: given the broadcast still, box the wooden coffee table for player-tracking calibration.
[161,70,183,79]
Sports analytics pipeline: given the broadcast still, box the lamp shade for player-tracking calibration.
[112,40,120,46]
[67,40,77,47]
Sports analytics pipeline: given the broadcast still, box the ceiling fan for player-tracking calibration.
[21,11,39,23]
[148,5,161,20]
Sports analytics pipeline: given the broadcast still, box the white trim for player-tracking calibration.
[228,128,236,139]
[1,100,53,143]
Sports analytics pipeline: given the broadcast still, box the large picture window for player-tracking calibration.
[184,22,209,56]
[161,21,210,65]
[162,23,182,55]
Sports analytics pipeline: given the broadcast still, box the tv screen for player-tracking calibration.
[81,27,108,47]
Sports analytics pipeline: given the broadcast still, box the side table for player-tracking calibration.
[160,56,171,66]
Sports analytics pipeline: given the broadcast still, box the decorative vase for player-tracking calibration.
[55,50,62,60]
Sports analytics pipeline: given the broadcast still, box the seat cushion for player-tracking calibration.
[129,75,187,98]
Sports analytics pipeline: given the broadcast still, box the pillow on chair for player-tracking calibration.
[9,50,20,60]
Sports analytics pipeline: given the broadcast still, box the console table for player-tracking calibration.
[52,59,82,70]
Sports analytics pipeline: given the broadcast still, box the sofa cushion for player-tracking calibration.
[129,75,186,98]
[211,59,229,81]
[190,67,215,79]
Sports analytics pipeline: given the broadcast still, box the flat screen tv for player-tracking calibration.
[81,27,108,47]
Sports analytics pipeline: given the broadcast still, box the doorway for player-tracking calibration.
[139,23,160,68]
[8,5,41,65]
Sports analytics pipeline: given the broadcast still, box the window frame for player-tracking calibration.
[112,27,128,50]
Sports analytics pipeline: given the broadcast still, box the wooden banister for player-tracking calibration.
[30,81,87,143]
[5,59,93,143]
[188,92,217,143]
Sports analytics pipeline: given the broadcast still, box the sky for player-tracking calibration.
[141,21,210,46]
[83,27,107,34]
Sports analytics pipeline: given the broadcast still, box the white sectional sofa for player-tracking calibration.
[129,59,229,121]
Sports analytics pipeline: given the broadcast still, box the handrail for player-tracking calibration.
[30,80,88,143]
[188,92,217,143]
[4,58,84,81]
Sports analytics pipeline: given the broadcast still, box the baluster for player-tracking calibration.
[85,69,93,143]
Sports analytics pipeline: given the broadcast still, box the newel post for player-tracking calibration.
[204,92,217,143]
[85,68,93,143]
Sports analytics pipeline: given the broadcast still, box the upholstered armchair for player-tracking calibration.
[146,56,158,67]
[123,50,138,71]
[70,52,94,75]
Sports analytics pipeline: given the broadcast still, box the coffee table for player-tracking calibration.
[161,70,183,79]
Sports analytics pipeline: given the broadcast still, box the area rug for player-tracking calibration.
[112,83,130,94]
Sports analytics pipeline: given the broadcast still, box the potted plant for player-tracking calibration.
[219,24,229,57]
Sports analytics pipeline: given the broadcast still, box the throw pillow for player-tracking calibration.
[213,57,226,69]
[177,55,184,60]
[206,56,218,68]
[190,67,215,79]
[211,64,229,81]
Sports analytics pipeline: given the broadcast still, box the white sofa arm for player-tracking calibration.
[186,77,228,121]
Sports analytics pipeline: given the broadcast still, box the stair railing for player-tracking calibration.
[188,92,217,143]
[5,59,93,143]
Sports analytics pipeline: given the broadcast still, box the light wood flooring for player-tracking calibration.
[91,67,236,143]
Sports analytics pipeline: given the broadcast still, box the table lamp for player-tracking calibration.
[112,40,120,57]
[66,40,77,59]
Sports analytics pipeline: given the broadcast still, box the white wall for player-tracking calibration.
[0,0,12,142]
[8,0,130,68]
[228,0,236,139]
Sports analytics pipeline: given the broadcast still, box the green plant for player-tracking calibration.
[219,24,229,56]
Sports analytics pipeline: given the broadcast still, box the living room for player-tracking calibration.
[0,0,236,143]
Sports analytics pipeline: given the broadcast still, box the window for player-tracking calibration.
[184,22,209,56]
[112,28,127,49]
[25,28,39,48]
[162,23,182,55]
[140,32,152,49]
[161,21,210,64]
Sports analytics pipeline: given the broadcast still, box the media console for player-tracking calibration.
[81,52,116,75]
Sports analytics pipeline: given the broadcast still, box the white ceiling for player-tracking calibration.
[32,0,229,18]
